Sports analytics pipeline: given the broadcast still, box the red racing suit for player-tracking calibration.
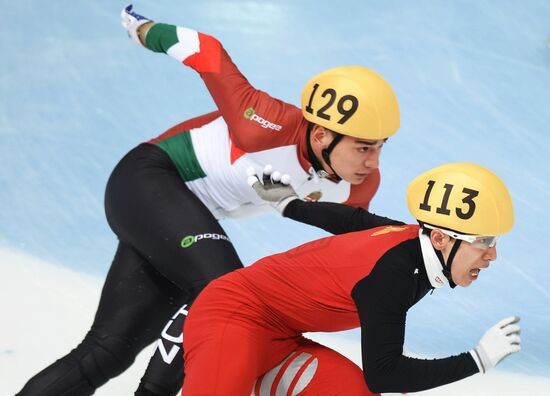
[183,223,479,395]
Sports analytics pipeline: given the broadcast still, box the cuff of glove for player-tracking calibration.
[469,348,487,374]
[274,196,299,214]
[136,21,153,47]
[132,19,155,48]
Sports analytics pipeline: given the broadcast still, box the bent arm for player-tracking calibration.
[352,264,478,393]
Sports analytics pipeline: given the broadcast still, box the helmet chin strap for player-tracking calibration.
[434,239,462,289]
[306,123,343,181]
[321,133,343,181]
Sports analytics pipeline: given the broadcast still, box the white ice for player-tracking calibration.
[2,247,549,395]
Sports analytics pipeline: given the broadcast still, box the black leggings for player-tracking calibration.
[17,144,243,396]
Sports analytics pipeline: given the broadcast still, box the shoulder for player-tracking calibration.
[149,111,222,143]
[342,169,381,209]
[351,234,421,313]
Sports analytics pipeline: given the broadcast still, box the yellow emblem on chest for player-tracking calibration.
[370,226,409,236]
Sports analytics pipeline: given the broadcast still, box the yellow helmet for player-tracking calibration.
[301,66,400,140]
[407,163,514,236]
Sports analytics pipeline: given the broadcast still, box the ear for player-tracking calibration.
[310,125,333,147]
[430,229,451,251]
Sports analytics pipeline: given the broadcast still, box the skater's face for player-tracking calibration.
[431,230,498,287]
[311,126,384,184]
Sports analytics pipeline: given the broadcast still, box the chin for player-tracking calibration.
[459,279,473,287]
[347,175,366,185]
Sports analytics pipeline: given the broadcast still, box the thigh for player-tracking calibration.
[105,144,243,292]
[92,242,189,350]
[253,339,379,396]
[183,321,260,395]
[183,286,298,396]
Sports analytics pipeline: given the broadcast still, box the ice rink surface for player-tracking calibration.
[1,0,549,394]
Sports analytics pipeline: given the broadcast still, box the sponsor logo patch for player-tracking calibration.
[155,304,188,364]
[243,107,282,131]
[181,233,231,248]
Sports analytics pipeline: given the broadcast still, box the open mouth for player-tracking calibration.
[470,268,480,279]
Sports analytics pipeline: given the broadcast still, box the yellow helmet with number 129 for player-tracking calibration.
[407,162,514,236]
[301,66,400,140]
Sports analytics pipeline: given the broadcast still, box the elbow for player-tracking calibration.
[362,362,398,394]
[363,372,386,394]
[230,136,252,152]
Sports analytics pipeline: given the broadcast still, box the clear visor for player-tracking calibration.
[423,224,498,249]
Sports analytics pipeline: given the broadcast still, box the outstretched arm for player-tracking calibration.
[284,199,403,235]
[247,167,403,235]
[121,5,303,152]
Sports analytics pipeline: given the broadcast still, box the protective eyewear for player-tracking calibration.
[423,224,498,249]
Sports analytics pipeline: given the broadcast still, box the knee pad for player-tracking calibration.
[78,334,138,387]
[17,334,139,396]
[16,359,96,396]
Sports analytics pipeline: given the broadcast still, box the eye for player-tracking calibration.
[357,147,369,153]
[478,237,494,245]
[472,237,497,249]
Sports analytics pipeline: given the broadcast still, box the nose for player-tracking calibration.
[484,246,497,261]
[364,147,381,170]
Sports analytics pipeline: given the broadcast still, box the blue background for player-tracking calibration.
[1,0,549,377]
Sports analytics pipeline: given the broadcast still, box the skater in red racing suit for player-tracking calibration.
[182,163,521,395]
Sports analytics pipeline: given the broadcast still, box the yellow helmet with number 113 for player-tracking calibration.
[407,162,514,236]
[300,66,400,140]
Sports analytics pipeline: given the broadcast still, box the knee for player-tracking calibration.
[255,341,376,396]
[16,334,139,396]
[254,349,319,396]
[81,334,138,384]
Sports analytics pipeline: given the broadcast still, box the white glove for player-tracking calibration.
[247,165,299,214]
[121,4,153,46]
[471,316,521,373]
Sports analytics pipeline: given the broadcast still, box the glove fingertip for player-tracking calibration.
[263,164,273,175]
[247,175,259,187]
[498,316,519,328]
[246,166,256,177]
[281,174,291,185]
[272,171,282,182]
[506,324,521,334]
